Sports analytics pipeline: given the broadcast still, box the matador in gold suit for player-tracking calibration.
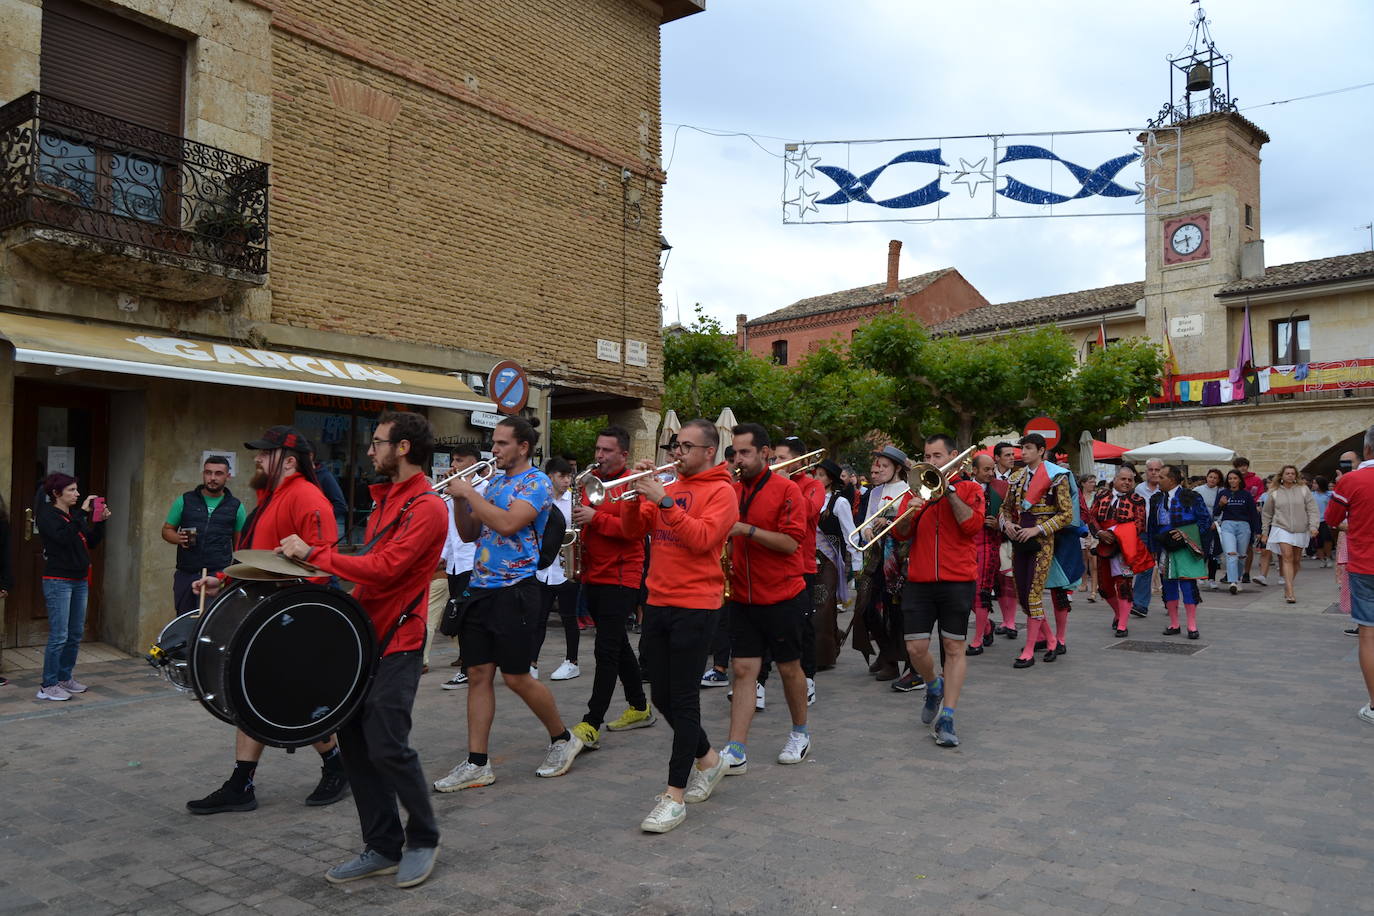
[1000,463,1074,625]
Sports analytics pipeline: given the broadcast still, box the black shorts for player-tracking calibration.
[901,580,975,642]
[727,588,808,663]
[459,577,541,675]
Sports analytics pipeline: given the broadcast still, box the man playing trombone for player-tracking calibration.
[850,446,918,688]
[888,435,984,748]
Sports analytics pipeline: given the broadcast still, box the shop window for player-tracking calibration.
[1270,316,1310,364]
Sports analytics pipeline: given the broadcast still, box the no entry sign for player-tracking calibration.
[1023,416,1061,450]
[487,360,530,416]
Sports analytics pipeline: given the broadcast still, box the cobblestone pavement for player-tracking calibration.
[2,559,1371,915]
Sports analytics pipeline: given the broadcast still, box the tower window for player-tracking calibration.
[1244,204,1254,229]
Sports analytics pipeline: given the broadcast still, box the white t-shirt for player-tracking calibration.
[442,477,487,575]
[535,489,573,586]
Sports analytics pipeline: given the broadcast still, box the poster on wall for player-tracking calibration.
[202,449,238,477]
[47,446,75,475]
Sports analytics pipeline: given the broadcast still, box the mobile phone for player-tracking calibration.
[1339,459,1354,473]
[92,496,106,518]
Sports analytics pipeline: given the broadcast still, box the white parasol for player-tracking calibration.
[1120,435,1236,465]
[714,407,738,465]
[658,409,681,454]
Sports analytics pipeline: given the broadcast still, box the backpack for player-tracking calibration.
[536,508,566,570]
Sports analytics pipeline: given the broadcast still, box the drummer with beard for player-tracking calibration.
[279,411,448,889]
[185,426,344,815]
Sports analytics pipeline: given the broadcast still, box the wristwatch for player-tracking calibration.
[658,495,674,510]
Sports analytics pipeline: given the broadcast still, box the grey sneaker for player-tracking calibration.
[395,846,437,888]
[535,735,584,778]
[325,849,399,884]
[57,678,88,693]
[640,794,686,833]
[36,684,72,701]
[432,760,494,792]
[932,713,960,747]
[683,754,727,804]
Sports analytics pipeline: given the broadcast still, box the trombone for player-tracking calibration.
[432,459,497,493]
[846,445,979,552]
[584,461,680,506]
[768,447,826,476]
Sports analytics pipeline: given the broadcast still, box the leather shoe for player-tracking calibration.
[872,663,900,681]
[1042,649,1057,663]
[867,659,884,674]
[982,631,994,648]
[1054,643,1066,656]
[1034,639,1048,651]
[966,645,984,657]
[1013,656,1035,669]
[1114,627,1128,638]
[1187,629,1200,640]
[1163,626,1181,636]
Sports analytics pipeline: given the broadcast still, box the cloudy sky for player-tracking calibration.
[658,0,1374,327]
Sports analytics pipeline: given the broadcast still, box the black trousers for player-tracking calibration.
[641,605,718,789]
[799,571,819,678]
[532,580,580,664]
[582,584,647,729]
[710,602,732,671]
[336,651,439,861]
[447,572,471,670]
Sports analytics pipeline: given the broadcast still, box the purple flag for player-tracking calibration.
[1231,302,1253,384]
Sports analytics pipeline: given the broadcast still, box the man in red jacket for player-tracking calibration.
[1325,426,1374,725]
[722,423,811,772]
[569,425,653,751]
[620,418,737,833]
[892,434,984,748]
[185,426,344,816]
[280,411,447,889]
[775,436,825,702]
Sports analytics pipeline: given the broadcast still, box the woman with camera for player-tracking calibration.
[35,473,110,701]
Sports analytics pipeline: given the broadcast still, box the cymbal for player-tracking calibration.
[229,549,324,579]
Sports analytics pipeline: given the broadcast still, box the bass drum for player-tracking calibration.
[192,581,377,748]
[150,610,201,691]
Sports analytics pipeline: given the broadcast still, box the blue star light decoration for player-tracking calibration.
[948,157,995,199]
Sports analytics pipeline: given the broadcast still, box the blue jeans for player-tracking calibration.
[42,577,89,687]
[1131,566,1153,615]
[1217,520,1252,584]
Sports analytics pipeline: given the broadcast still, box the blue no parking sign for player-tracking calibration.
[487,360,529,416]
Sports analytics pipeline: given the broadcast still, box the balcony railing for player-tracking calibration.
[1149,358,1374,410]
[0,92,268,276]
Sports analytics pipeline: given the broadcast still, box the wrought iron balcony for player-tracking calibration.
[0,92,268,288]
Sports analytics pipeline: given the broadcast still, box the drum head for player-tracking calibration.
[194,583,377,748]
[153,611,200,690]
[229,549,323,579]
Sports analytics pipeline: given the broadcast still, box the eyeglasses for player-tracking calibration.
[369,438,398,448]
[671,441,708,453]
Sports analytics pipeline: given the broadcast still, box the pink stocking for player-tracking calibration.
[972,595,989,646]
[1041,614,1058,651]
[1054,606,1069,646]
[1166,600,1180,629]
[1185,603,1198,632]
[998,579,1018,630]
[1018,618,1038,660]
[1113,596,1130,630]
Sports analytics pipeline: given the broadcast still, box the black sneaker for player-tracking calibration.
[1129,606,1148,618]
[305,766,350,806]
[187,781,258,815]
[890,671,926,692]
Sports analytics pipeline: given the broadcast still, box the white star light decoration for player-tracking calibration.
[788,145,820,180]
[948,156,995,199]
[787,189,819,218]
[1133,131,1174,170]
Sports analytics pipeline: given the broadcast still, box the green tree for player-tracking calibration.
[549,416,606,463]
[662,306,787,428]
[781,342,896,455]
[1042,338,1165,469]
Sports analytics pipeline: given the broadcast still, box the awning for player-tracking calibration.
[0,312,494,411]
[1092,439,1128,461]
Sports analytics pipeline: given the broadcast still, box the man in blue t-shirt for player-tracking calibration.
[432,416,583,793]
[161,455,247,612]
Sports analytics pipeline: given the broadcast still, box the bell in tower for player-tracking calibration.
[1148,3,1237,128]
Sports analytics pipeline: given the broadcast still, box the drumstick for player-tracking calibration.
[195,566,208,618]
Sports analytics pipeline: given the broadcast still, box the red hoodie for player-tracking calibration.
[306,471,448,655]
[730,470,807,605]
[622,463,738,609]
[892,477,985,583]
[578,466,647,588]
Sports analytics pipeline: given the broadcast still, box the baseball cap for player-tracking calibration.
[245,425,314,454]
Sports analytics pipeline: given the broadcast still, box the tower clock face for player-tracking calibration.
[1162,212,1210,265]
[1171,223,1203,255]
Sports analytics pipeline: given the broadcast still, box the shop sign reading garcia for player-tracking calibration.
[127,336,404,385]
[486,360,530,416]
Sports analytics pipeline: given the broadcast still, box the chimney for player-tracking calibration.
[885,240,902,294]
[1240,239,1265,280]
[736,313,748,350]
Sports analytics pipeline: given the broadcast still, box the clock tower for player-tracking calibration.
[1141,8,1269,371]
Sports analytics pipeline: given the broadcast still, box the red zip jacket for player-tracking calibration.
[579,467,647,588]
[305,472,448,655]
[229,472,335,585]
[790,472,823,575]
[621,463,738,609]
[730,470,807,605]
[893,477,985,583]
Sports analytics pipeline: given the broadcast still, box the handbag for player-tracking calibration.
[437,595,464,637]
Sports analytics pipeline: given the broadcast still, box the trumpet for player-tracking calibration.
[432,459,497,493]
[847,445,979,552]
[584,461,679,506]
[768,448,826,476]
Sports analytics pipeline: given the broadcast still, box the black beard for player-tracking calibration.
[249,470,269,489]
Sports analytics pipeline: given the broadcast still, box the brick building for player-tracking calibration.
[0,0,700,657]
[737,240,987,363]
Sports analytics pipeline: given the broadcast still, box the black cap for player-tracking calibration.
[659,432,679,452]
[245,425,314,454]
[817,458,844,483]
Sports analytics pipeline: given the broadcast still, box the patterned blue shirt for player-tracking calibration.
[470,467,552,588]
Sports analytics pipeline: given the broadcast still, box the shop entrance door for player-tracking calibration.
[5,381,109,648]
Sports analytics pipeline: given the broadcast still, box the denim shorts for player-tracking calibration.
[1350,572,1374,628]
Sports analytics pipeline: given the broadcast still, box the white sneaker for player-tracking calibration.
[432,760,495,792]
[1253,575,1268,586]
[529,665,540,680]
[755,682,765,710]
[778,731,811,765]
[550,660,580,680]
[806,677,816,707]
[1360,704,1374,727]
[36,684,72,701]
[640,794,686,833]
[535,734,584,777]
[720,744,748,776]
[683,754,727,803]
[442,672,468,689]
